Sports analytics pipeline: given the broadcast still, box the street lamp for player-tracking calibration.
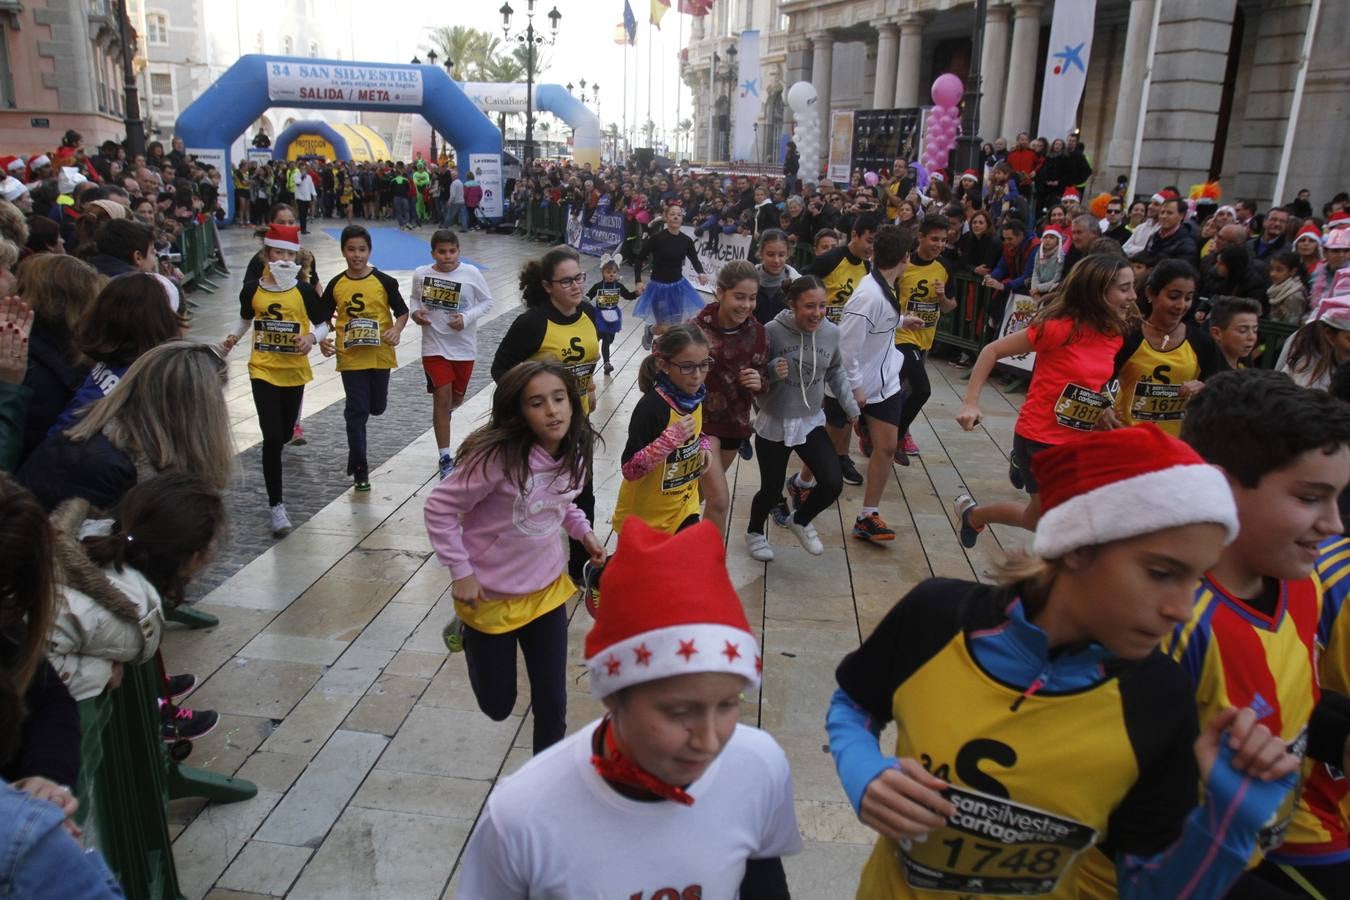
[501,0,561,165]
[117,0,145,158]
[425,50,440,163]
[720,43,738,160]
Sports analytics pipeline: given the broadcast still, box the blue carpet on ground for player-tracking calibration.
[318,225,486,272]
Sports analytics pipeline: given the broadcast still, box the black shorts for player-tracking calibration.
[1011,433,1053,495]
[712,435,746,452]
[824,392,904,429]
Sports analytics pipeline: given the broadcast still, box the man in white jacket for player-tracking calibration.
[293,164,317,234]
[835,225,926,542]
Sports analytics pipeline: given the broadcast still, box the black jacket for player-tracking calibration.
[1146,222,1200,265]
[0,638,80,789]
[16,431,137,512]
[20,327,89,464]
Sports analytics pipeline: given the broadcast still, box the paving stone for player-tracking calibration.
[217,841,312,896]
[172,789,282,900]
[349,769,489,821]
[343,674,429,736]
[188,657,326,720]
[254,729,389,848]
[378,704,520,781]
[233,751,311,795]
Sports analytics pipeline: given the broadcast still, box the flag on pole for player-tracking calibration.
[732,29,760,162]
[678,0,713,13]
[622,1,638,44]
[1036,1,1095,140]
[651,0,670,29]
[614,23,628,44]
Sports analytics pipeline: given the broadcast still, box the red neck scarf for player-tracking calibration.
[590,716,695,806]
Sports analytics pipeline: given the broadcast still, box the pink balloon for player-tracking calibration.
[931,73,965,108]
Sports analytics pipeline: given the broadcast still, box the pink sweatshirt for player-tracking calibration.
[424,444,593,598]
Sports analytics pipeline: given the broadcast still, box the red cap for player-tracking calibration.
[262,223,301,251]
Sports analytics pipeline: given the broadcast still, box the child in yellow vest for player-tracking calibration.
[320,225,407,491]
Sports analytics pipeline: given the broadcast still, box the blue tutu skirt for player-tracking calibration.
[634,278,709,326]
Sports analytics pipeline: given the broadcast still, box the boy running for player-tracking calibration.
[411,229,493,479]
[889,213,955,464]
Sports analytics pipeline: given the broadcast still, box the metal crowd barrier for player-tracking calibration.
[524,201,566,243]
[177,222,229,294]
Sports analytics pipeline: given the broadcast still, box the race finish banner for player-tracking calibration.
[681,227,752,293]
[996,293,1038,373]
[897,785,1098,895]
[265,62,423,107]
[566,198,626,257]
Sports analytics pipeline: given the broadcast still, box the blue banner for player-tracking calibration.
[568,198,625,257]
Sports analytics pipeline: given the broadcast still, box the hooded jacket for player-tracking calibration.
[837,270,905,405]
[691,303,769,439]
[760,309,858,423]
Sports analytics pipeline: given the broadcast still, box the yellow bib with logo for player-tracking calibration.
[823,256,870,324]
[534,316,600,413]
[894,258,947,350]
[857,636,1138,899]
[331,272,396,371]
[248,285,313,387]
[613,403,703,535]
[1113,337,1199,436]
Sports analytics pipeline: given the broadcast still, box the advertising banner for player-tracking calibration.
[265,61,422,107]
[827,110,855,183]
[469,152,503,218]
[732,30,761,162]
[566,199,626,256]
[996,293,1038,373]
[681,227,752,293]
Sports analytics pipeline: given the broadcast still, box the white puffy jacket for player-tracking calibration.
[836,270,906,405]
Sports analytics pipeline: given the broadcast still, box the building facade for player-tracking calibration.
[682,0,1349,208]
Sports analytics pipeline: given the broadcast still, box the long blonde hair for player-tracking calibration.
[67,341,235,490]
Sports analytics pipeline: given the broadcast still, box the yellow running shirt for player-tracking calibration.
[613,392,703,534]
[807,245,871,324]
[535,317,600,413]
[894,255,949,351]
[1110,327,1220,436]
[243,282,327,387]
[323,268,408,372]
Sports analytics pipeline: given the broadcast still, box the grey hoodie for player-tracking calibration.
[760,308,860,423]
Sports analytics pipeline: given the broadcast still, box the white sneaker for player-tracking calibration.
[745,531,774,562]
[270,503,293,538]
[787,519,825,555]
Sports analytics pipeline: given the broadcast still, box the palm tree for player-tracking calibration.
[480,53,525,143]
[510,44,550,82]
[641,119,657,149]
[676,118,693,160]
[603,123,621,160]
[423,25,496,80]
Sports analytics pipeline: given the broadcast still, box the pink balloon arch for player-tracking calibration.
[921,73,965,179]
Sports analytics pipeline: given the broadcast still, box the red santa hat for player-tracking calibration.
[1294,222,1323,248]
[960,169,978,182]
[585,519,760,699]
[1328,210,1350,228]
[262,223,301,252]
[30,154,50,170]
[1326,228,1350,252]
[1061,188,1080,203]
[1030,424,1238,560]
[1151,189,1178,205]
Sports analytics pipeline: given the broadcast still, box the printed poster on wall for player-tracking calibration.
[996,293,1038,373]
[566,198,625,257]
[469,153,503,219]
[681,227,752,294]
[265,61,423,107]
[827,110,855,183]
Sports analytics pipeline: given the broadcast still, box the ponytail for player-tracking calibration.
[637,323,709,393]
[518,245,581,308]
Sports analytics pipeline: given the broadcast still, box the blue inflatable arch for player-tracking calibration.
[175,54,503,218]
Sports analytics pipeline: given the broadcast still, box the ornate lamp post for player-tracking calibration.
[500,1,561,164]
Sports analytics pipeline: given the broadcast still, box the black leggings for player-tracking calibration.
[568,473,595,583]
[251,379,304,506]
[748,426,843,533]
[897,344,931,437]
[461,603,568,754]
[600,332,615,366]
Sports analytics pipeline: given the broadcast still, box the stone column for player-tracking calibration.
[1000,1,1043,140]
[873,22,900,109]
[1106,0,1156,169]
[894,15,924,108]
[978,2,1012,141]
[812,33,834,152]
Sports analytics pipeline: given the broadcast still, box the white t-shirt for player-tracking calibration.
[456,720,802,899]
[410,262,493,360]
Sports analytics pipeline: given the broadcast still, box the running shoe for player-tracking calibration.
[270,502,293,538]
[438,454,456,481]
[161,706,219,743]
[903,433,920,456]
[955,493,984,548]
[581,560,603,619]
[166,673,197,702]
[441,615,464,653]
[1008,461,1025,491]
[738,441,753,461]
[745,531,774,562]
[854,418,873,458]
[769,501,791,528]
[289,425,307,446]
[787,475,813,515]
[852,513,896,542]
[604,363,615,375]
[839,455,864,486]
[787,519,825,555]
[353,465,371,492]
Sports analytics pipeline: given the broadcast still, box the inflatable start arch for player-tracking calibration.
[175,55,503,219]
[460,82,602,169]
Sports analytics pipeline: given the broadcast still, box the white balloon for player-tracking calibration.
[787,81,819,116]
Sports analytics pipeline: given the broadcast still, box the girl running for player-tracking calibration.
[829,424,1299,899]
[423,360,605,754]
[321,225,408,491]
[691,261,770,535]
[492,246,601,590]
[1104,259,1221,436]
[222,224,334,537]
[613,324,713,537]
[633,203,709,327]
[748,276,859,561]
[753,228,800,325]
[457,518,800,897]
[585,253,637,376]
[954,254,1137,546]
